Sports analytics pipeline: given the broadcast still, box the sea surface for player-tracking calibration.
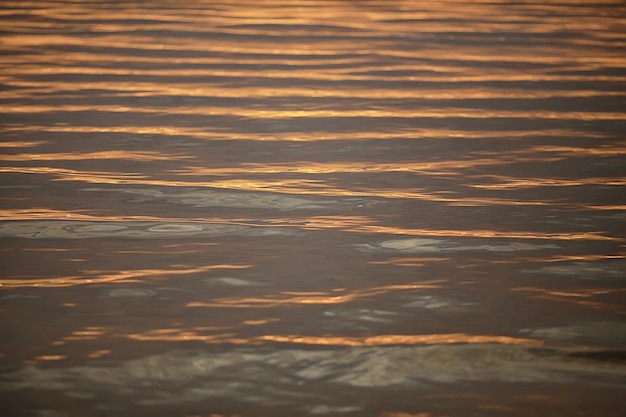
[0,1,625,416]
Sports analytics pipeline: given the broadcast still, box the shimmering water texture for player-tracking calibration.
[356,237,560,253]
[0,220,296,239]
[0,0,625,416]
[2,344,625,410]
[81,187,365,210]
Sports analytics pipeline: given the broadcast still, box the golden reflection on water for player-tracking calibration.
[0,208,196,221]
[123,330,544,347]
[60,328,110,342]
[0,0,622,245]
[0,150,188,162]
[0,141,48,148]
[4,103,624,121]
[347,224,616,241]
[469,177,626,189]
[87,349,112,359]
[187,281,442,308]
[0,3,625,409]
[1,164,621,212]
[513,287,626,314]
[2,69,625,98]
[2,124,613,141]
[0,264,252,288]
[489,253,624,265]
[257,333,544,347]
[176,158,559,175]
[35,354,66,361]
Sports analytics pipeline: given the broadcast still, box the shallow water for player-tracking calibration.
[0,0,625,416]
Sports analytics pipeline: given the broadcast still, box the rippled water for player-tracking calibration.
[1,1,625,416]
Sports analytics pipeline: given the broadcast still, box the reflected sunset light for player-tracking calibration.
[0,264,251,288]
[122,332,545,347]
[257,333,545,347]
[513,286,626,314]
[187,281,442,308]
[0,0,624,413]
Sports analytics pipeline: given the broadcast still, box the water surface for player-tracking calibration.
[0,1,625,416]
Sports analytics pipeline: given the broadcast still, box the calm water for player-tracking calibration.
[0,1,625,416]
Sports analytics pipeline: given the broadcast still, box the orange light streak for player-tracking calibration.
[0,264,251,288]
[186,281,444,308]
[123,331,544,347]
[0,150,188,162]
